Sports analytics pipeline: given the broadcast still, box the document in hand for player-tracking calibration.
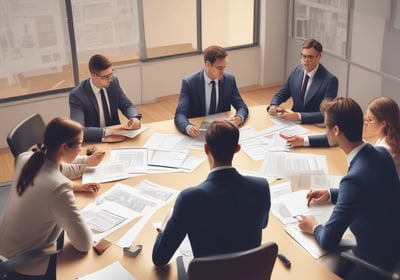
[278,190,355,259]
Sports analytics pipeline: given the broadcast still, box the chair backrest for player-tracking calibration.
[187,242,278,280]
[7,113,45,157]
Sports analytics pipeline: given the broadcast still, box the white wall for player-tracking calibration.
[0,0,288,149]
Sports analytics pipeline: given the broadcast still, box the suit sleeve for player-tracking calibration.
[69,91,104,142]
[113,78,140,119]
[152,193,188,266]
[313,179,361,251]
[309,134,330,147]
[174,79,193,135]
[230,76,249,122]
[269,68,297,107]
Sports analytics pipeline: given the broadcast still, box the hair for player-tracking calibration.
[322,97,363,142]
[88,54,112,74]
[368,96,400,154]
[16,117,82,196]
[302,38,323,53]
[205,120,239,164]
[203,45,228,64]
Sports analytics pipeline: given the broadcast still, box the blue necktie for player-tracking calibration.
[210,81,216,114]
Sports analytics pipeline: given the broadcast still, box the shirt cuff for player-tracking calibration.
[185,124,194,135]
[303,136,310,147]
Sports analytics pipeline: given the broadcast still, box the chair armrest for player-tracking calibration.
[340,250,397,279]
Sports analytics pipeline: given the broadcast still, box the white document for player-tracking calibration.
[144,133,191,150]
[284,223,329,259]
[82,162,132,184]
[279,190,334,223]
[109,148,148,173]
[260,151,328,181]
[111,126,149,138]
[310,174,342,189]
[82,181,178,243]
[148,149,189,169]
[269,182,298,224]
[76,261,136,280]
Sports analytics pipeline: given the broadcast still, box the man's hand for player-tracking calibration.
[306,189,330,206]
[124,117,141,130]
[267,105,284,116]
[228,116,242,127]
[276,112,301,121]
[280,133,305,147]
[298,215,318,234]
[188,126,200,138]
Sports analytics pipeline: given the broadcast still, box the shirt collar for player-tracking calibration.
[347,142,367,166]
[305,63,319,79]
[210,166,234,173]
[90,78,102,94]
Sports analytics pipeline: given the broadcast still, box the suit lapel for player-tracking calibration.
[217,77,225,113]
[198,72,206,115]
[84,80,100,116]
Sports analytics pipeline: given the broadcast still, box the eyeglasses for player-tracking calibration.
[213,65,227,71]
[364,117,377,124]
[67,141,83,148]
[96,69,116,80]
[300,53,318,61]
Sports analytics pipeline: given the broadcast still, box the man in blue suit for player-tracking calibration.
[174,45,249,137]
[69,54,142,142]
[267,39,338,124]
[298,97,400,280]
[152,120,271,266]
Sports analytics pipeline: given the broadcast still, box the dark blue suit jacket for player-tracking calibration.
[313,144,400,279]
[152,168,271,266]
[69,77,140,142]
[174,70,249,135]
[270,64,338,124]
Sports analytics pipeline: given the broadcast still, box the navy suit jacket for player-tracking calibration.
[270,64,338,124]
[152,168,271,266]
[309,134,330,147]
[174,70,249,135]
[313,144,400,279]
[69,77,140,142]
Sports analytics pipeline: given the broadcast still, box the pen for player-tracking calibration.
[277,253,291,268]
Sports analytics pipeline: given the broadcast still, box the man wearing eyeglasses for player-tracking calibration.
[69,54,142,142]
[174,45,249,137]
[267,38,338,124]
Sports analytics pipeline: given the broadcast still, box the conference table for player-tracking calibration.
[57,105,346,280]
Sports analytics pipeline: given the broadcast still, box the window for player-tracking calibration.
[0,0,259,102]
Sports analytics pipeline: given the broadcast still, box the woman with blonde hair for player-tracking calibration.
[0,117,93,279]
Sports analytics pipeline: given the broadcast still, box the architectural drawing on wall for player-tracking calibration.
[294,0,349,58]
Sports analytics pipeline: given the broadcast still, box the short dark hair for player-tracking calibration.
[205,120,239,163]
[302,38,323,53]
[203,45,228,64]
[89,54,112,74]
[322,97,363,142]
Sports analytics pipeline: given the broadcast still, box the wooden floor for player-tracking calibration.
[0,85,280,183]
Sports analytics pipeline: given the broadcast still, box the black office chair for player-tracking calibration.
[186,242,278,280]
[6,113,45,157]
[339,250,400,280]
[0,231,64,280]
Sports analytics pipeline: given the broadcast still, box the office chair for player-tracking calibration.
[6,113,45,157]
[339,250,400,280]
[186,242,278,280]
[0,231,64,280]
